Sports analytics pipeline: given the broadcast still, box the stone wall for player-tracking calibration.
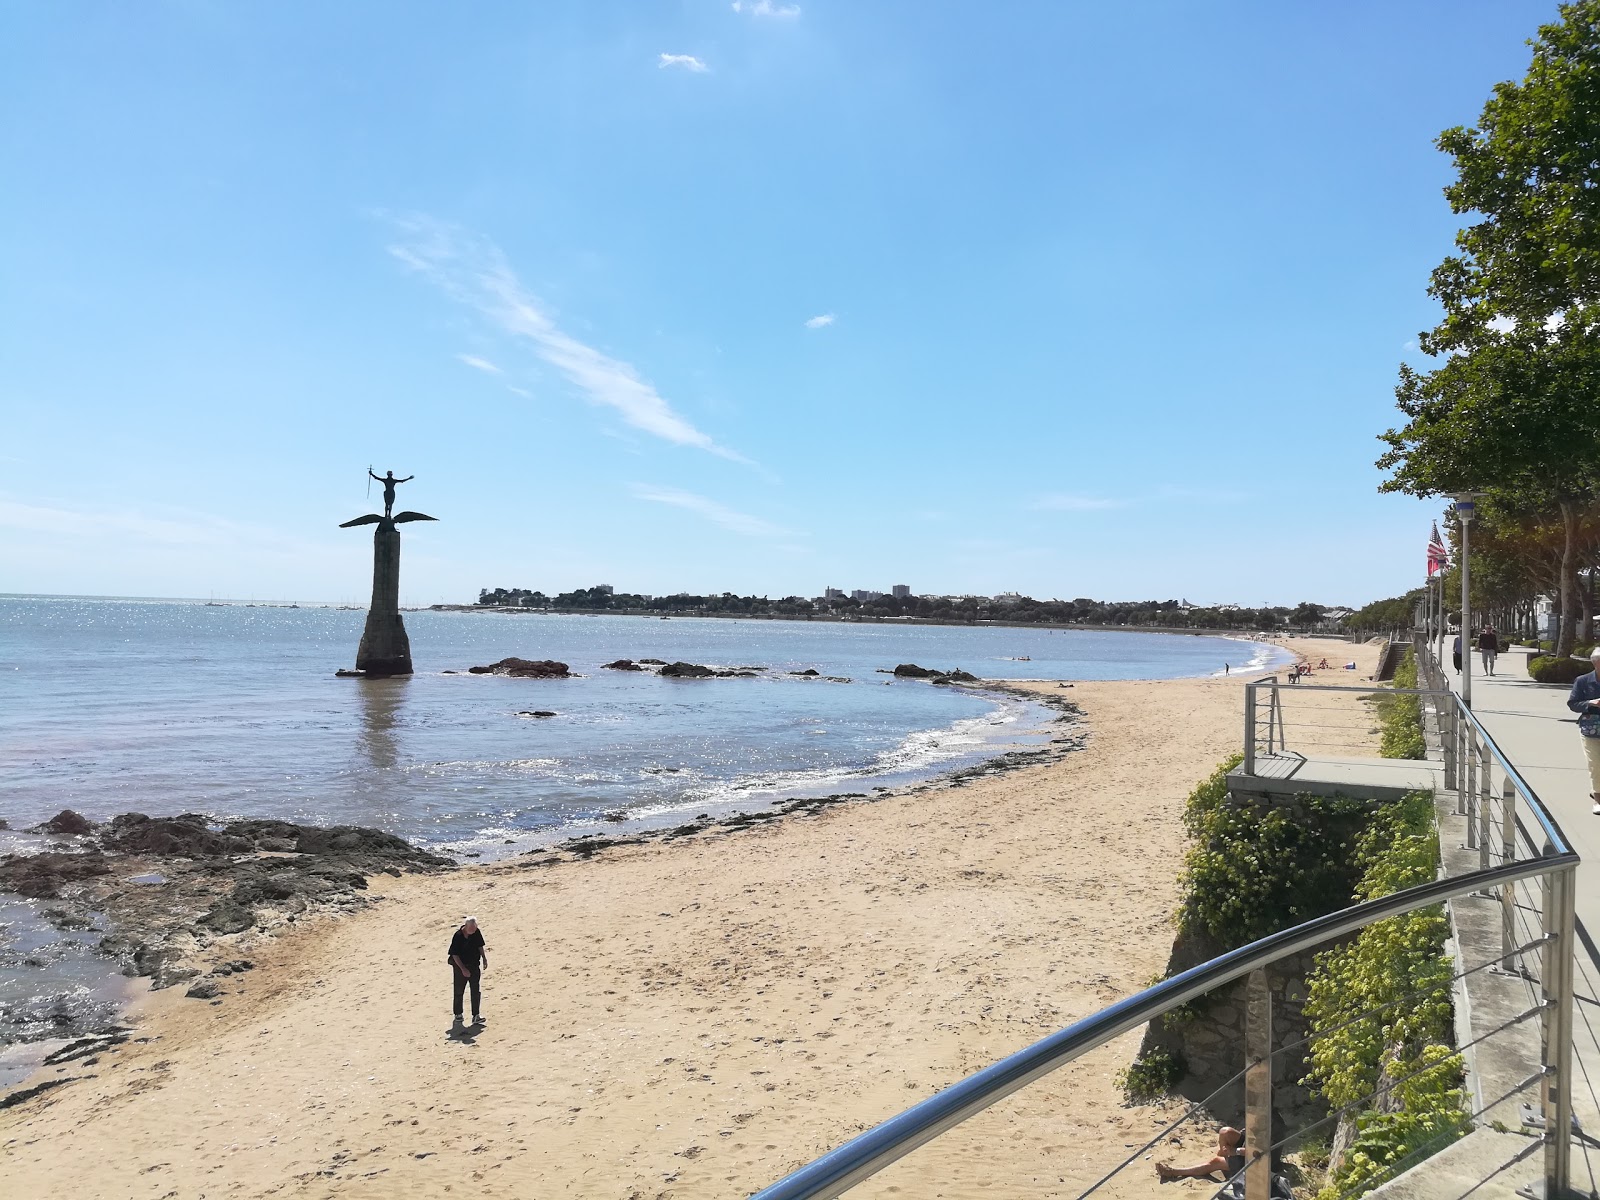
[1138,929,1338,1138]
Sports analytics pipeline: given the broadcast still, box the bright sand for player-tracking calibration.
[0,637,1379,1199]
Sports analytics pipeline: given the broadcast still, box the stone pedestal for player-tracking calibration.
[355,524,413,676]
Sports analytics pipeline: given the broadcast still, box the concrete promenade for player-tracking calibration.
[1437,642,1600,936]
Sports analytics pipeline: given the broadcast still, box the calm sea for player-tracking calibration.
[0,596,1287,1056]
[0,596,1285,855]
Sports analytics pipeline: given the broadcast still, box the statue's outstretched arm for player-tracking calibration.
[368,469,382,482]
[398,475,414,483]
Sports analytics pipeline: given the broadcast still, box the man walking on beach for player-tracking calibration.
[448,916,488,1023]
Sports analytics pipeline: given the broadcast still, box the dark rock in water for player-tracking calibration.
[789,669,820,677]
[185,979,222,1000]
[939,669,979,683]
[104,813,250,858]
[660,662,716,678]
[31,810,95,836]
[0,851,114,899]
[893,664,936,678]
[516,710,557,718]
[468,658,571,678]
[638,658,666,665]
[0,818,10,830]
[602,659,645,671]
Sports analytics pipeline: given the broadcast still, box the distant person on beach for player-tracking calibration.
[1156,1126,1244,1182]
[1565,649,1600,816]
[1452,634,1463,672]
[448,916,489,1023]
[1224,663,1230,675]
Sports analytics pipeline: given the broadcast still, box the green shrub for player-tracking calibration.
[1178,756,1374,948]
[1376,649,1425,760]
[1303,790,1464,1199]
[1528,654,1590,684]
[1117,1047,1186,1102]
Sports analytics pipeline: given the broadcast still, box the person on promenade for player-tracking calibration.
[448,916,489,1023]
[1452,633,1463,673]
[1156,1125,1244,1182]
[1478,626,1498,676]
[1566,650,1600,816]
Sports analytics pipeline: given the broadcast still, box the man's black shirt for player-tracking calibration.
[448,928,485,972]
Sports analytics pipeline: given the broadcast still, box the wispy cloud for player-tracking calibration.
[457,354,503,375]
[659,53,709,72]
[631,484,789,537]
[733,0,801,16]
[804,313,835,329]
[389,216,750,465]
[1028,493,1122,512]
[0,499,338,558]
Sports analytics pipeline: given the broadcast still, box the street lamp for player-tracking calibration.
[1452,492,1486,708]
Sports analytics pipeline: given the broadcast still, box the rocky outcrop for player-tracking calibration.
[602,659,645,671]
[660,662,717,678]
[103,814,250,858]
[892,664,978,683]
[467,658,571,678]
[516,710,557,718]
[638,658,666,665]
[790,669,820,677]
[0,851,114,898]
[30,810,96,836]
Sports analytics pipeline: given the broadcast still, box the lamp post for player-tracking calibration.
[1452,492,1486,708]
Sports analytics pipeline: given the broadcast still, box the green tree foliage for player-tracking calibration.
[1380,3,1600,658]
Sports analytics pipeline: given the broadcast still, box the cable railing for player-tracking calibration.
[750,645,1582,1200]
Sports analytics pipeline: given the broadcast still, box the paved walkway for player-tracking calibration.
[1436,642,1600,933]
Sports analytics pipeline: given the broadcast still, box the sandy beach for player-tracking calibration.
[0,636,1378,1199]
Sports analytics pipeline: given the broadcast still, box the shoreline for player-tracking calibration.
[0,636,1377,1198]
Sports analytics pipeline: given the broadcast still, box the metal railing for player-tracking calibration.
[751,652,1581,1200]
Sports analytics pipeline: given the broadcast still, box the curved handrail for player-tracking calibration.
[750,853,1576,1200]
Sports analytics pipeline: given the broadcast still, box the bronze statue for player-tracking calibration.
[340,471,437,677]
[369,469,414,520]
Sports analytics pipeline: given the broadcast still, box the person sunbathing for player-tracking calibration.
[1156,1126,1245,1182]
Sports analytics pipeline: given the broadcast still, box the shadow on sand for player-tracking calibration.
[447,1016,487,1045]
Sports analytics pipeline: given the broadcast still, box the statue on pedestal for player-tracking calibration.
[339,471,437,677]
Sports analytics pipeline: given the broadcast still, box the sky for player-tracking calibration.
[0,1,1565,606]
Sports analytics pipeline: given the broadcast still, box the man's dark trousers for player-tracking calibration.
[453,968,481,1018]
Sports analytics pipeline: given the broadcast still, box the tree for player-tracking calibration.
[1427,2,1600,352]
[1379,332,1600,654]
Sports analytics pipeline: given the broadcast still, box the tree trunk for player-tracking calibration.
[1559,499,1579,658]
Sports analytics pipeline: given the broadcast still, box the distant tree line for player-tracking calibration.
[474,587,1347,631]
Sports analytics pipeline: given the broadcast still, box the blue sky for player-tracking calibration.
[0,1,1559,605]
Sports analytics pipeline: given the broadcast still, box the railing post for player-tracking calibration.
[1244,684,1257,774]
[1501,777,1517,970]
[1465,728,1480,849]
[1477,741,1491,873]
[1245,968,1272,1200]
[1542,864,1576,1198]
[1269,679,1282,755]
[1443,701,1458,792]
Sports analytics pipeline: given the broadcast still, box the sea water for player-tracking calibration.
[0,596,1289,1056]
[0,596,1286,854]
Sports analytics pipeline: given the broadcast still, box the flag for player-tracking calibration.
[1427,521,1448,576]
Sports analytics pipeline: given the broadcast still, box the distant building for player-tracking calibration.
[824,587,845,600]
[993,592,1024,606]
[851,589,883,602]
[891,584,911,599]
